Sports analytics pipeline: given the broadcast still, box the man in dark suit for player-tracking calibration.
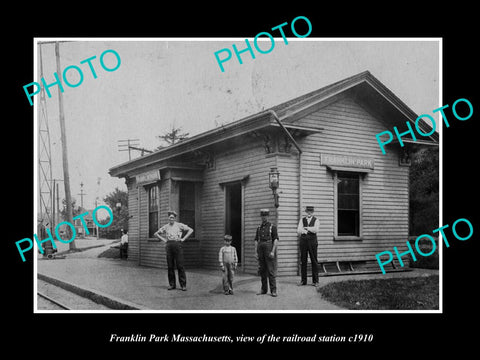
[297,206,320,286]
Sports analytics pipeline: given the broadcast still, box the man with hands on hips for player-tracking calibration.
[154,210,193,291]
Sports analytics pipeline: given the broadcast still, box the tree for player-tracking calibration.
[60,198,85,220]
[156,125,189,150]
[409,146,439,235]
[99,188,129,239]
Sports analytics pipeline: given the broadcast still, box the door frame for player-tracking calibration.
[220,176,248,271]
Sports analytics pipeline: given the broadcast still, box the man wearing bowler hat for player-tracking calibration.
[297,206,320,286]
[254,209,279,297]
[154,210,193,291]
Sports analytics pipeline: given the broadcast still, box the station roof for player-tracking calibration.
[109,70,438,178]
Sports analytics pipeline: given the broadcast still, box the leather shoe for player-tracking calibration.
[256,291,267,295]
[271,292,277,297]
[297,282,307,286]
[167,286,176,290]
[181,286,187,291]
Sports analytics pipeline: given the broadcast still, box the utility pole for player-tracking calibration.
[52,179,63,224]
[52,179,55,231]
[56,182,60,226]
[128,145,153,156]
[95,197,99,239]
[55,41,76,250]
[78,182,87,209]
[118,139,140,161]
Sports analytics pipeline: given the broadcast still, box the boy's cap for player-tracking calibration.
[224,235,232,241]
[305,206,314,212]
[167,210,177,217]
[260,208,270,216]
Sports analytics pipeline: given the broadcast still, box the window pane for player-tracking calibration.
[179,182,195,232]
[338,194,359,210]
[181,210,195,231]
[180,182,195,210]
[149,211,158,238]
[338,210,359,236]
[148,186,158,211]
[338,175,359,195]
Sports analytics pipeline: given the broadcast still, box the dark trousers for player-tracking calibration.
[257,240,276,293]
[166,241,186,288]
[222,263,235,292]
[120,243,128,259]
[300,237,319,284]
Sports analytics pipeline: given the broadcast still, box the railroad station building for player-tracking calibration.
[109,71,438,276]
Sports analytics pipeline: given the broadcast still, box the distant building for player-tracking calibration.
[109,71,438,275]
[73,210,97,237]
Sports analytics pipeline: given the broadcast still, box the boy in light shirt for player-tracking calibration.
[218,235,238,295]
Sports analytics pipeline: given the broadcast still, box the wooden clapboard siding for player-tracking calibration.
[284,94,411,266]
[276,154,300,275]
[137,177,165,268]
[139,239,201,269]
[126,179,140,263]
[135,178,202,269]
[200,138,276,274]
[138,181,157,267]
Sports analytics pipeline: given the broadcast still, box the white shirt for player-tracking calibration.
[120,234,128,244]
[218,245,238,265]
[157,222,192,241]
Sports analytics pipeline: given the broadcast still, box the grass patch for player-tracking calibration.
[98,247,121,259]
[408,239,439,269]
[409,254,439,269]
[55,244,106,256]
[319,275,439,310]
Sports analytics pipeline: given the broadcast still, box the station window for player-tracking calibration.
[179,181,196,235]
[336,172,361,238]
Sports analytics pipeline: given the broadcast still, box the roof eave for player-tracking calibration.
[109,111,275,178]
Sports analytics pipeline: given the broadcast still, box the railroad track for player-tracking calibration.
[37,291,70,310]
[36,278,111,310]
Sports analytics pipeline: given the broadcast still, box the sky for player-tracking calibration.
[35,38,440,213]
